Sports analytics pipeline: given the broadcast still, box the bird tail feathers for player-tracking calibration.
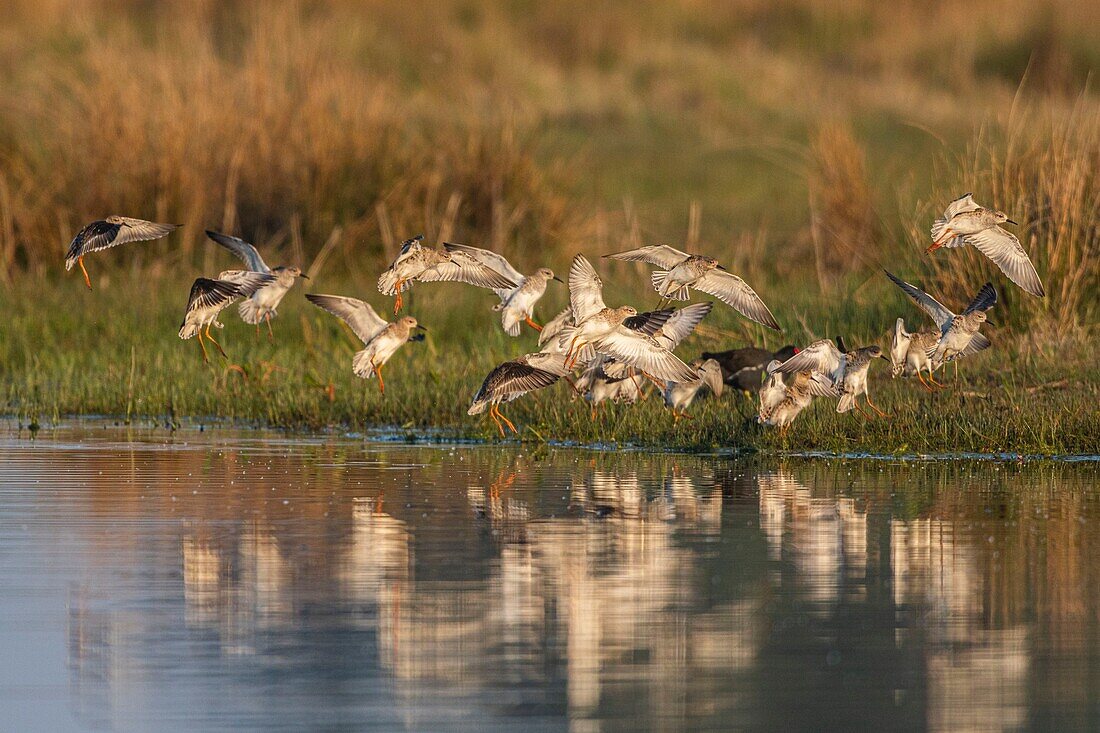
[651,270,690,300]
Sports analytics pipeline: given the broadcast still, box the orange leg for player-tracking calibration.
[372,360,385,394]
[265,312,274,341]
[853,399,873,420]
[196,330,209,363]
[926,229,953,253]
[564,336,582,368]
[915,371,934,392]
[866,394,888,418]
[494,405,517,434]
[488,405,506,437]
[204,324,228,358]
[524,316,543,332]
[393,279,406,314]
[78,256,92,290]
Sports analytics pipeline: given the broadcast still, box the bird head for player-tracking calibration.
[280,266,309,280]
[536,267,561,282]
[620,306,638,318]
[398,316,424,330]
[994,210,1018,226]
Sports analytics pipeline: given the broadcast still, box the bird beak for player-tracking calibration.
[299,273,310,280]
[984,319,996,327]
[553,276,564,283]
[1005,219,1018,226]
[878,354,891,362]
[716,264,728,271]
[415,324,427,331]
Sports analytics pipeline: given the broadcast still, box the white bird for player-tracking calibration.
[468,352,571,436]
[885,271,995,374]
[578,356,647,418]
[66,216,179,290]
[442,243,563,336]
[603,244,781,329]
[663,358,724,422]
[537,307,575,355]
[757,360,835,433]
[889,318,943,391]
[377,235,518,314]
[206,230,309,339]
[178,272,275,362]
[602,302,713,380]
[306,294,426,394]
[774,339,889,418]
[928,193,1044,297]
[557,254,700,383]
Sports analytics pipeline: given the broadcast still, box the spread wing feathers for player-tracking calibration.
[471,360,562,407]
[604,244,689,269]
[555,324,597,364]
[807,372,838,397]
[894,317,910,342]
[417,251,517,290]
[698,359,725,396]
[205,230,271,273]
[884,270,954,329]
[568,255,608,323]
[931,193,979,244]
[623,308,674,336]
[963,282,998,314]
[963,228,1045,297]
[395,235,424,261]
[539,308,574,347]
[306,294,389,344]
[651,270,691,300]
[442,243,525,286]
[959,331,992,358]
[66,218,178,265]
[186,278,243,313]
[653,302,712,350]
[774,339,843,376]
[212,270,275,298]
[691,270,781,330]
[377,266,414,296]
[594,329,699,383]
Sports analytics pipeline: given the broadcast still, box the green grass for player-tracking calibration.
[3,275,1096,455]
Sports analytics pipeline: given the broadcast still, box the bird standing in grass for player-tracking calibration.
[206,230,309,339]
[377,235,518,314]
[889,318,944,391]
[928,193,1044,297]
[663,358,724,422]
[306,294,425,394]
[757,360,835,434]
[442,243,563,335]
[775,339,890,418]
[179,272,275,362]
[603,244,781,329]
[468,352,571,436]
[66,217,179,290]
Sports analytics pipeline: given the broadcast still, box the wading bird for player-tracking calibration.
[603,244,781,329]
[775,339,890,418]
[928,193,1044,297]
[889,317,943,391]
[578,356,647,419]
[885,271,996,379]
[663,358,724,422]
[205,230,309,339]
[306,294,425,394]
[757,360,836,434]
[178,272,275,362]
[468,352,571,436]
[558,255,699,383]
[66,217,179,290]
[377,235,518,314]
[442,243,563,335]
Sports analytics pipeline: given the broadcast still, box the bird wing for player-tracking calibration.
[653,302,713,350]
[930,193,979,242]
[699,358,725,396]
[603,244,689,269]
[806,372,838,397]
[68,218,178,262]
[691,270,781,330]
[477,360,562,402]
[962,282,998,315]
[305,294,389,344]
[958,331,991,358]
[185,277,242,313]
[773,339,842,376]
[111,217,178,246]
[442,242,525,286]
[205,230,271,273]
[884,270,955,329]
[594,328,699,383]
[623,308,674,336]
[417,251,518,290]
[214,271,275,298]
[539,308,574,347]
[963,227,1045,297]
[568,255,607,323]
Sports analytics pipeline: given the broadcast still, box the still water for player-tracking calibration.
[0,425,1097,732]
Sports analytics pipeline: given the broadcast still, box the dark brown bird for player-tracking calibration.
[700,345,799,392]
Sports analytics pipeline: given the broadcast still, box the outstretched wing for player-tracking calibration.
[931,193,980,244]
[884,270,955,329]
[67,217,178,264]
[568,254,607,323]
[773,339,842,376]
[691,270,781,330]
[623,308,674,336]
[594,328,699,383]
[205,230,271,273]
[603,244,689,269]
[475,359,562,403]
[214,270,275,297]
[698,358,725,397]
[442,242,525,290]
[653,302,713,350]
[962,282,998,315]
[963,227,1044,297]
[306,293,389,344]
[185,277,241,313]
[539,308,574,348]
[417,251,518,290]
[806,372,838,397]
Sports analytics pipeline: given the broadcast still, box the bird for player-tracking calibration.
[928,193,1044,297]
[468,352,571,436]
[66,216,180,290]
[178,272,275,362]
[557,254,700,383]
[537,307,575,355]
[757,360,835,434]
[442,243,563,335]
[663,358,724,422]
[884,271,995,377]
[889,317,944,391]
[701,344,799,392]
[205,230,309,339]
[774,339,890,418]
[601,302,714,383]
[603,244,781,329]
[305,294,426,394]
[578,356,647,419]
[377,235,518,314]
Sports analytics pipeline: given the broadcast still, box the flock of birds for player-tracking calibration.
[64,193,1044,437]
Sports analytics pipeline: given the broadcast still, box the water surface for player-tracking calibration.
[0,425,1098,731]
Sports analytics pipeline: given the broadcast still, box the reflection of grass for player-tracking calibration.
[3,278,1095,454]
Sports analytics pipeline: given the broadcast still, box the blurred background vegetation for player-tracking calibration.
[0,0,1096,446]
